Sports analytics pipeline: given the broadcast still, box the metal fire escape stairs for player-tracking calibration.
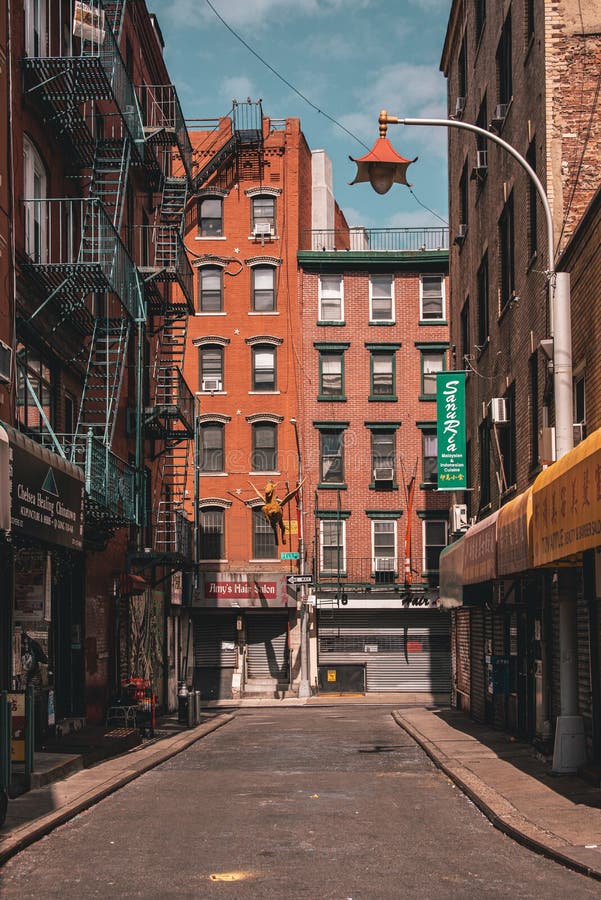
[193,99,264,190]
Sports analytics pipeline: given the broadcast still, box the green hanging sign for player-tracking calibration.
[436,372,467,491]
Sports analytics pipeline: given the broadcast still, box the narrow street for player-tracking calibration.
[0,705,598,899]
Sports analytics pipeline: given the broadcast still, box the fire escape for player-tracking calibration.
[193,99,264,190]
[135,83,196,566]
[18,0,195,554]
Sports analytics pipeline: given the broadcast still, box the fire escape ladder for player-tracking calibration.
[154,311,188,379]
[89,138,131,233]
[101,0,128,48]
[159,177,188,236]
[75,315,130,448]
[154,441,191,554]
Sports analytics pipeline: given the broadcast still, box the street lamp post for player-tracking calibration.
[291,418,311,698]
[351,111,582,772]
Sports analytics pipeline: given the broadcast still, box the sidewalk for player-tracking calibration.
[0,713,233,866]
[393,707,601,882]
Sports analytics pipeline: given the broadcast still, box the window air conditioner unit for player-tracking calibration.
[253,220,273,238]
[0,339,12,384]
[491,103,509,128]
[373,466,394,482]
[454,223,467,245]
[573,422,587,445]
[374,556,395,572]
[202,378,222,392]
[454,96,465,116]
[489,397,509,425]
[476,149,488,169]
[450,503,468,533]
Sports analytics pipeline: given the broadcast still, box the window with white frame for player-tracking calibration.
[371,431,395,482]
[198,266,223,313]
[199,345,224,391]
[200,508,225,559]
[423,519,447,586]
[370,275,394,322]
[372,520,397,574]
[252,345,276,391]
[420,274,445,320]
[252,266,276,311]
[200,422,224,472]
[198,196,223,237]
[421,350,445,397]
[320,429,344,484]
[370,351,395,398]
[251,196,276,234]
[319,275,343,322]
[251,421,277,472]
[320,519,346,574]
[422,430,438,485]
[23,136,47,263]
[252,507,278,559]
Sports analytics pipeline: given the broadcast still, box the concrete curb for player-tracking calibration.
[392,711,601,883]
[0,714,234,868]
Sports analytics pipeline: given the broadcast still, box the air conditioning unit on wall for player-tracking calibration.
[202,378,222,392]
[253,221,273,238]
[374,556,395,572]
[489,397,509,425]
[450,503,468,533]
[373,466,394,482]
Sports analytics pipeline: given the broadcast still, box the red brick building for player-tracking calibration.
[181,108,312,700]
[298,220,451,695]
[0,1,194,738]
[440,0,601,763]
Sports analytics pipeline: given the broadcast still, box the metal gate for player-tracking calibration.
[246,613,289,680]
[455,608,470,709]
[470,608,485,723]
[317,610,451,692]
[193,614,237,701]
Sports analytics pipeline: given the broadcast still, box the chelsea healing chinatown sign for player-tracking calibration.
[436,372,467,492]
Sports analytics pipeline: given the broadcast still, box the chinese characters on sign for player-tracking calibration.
[436,372,467,491]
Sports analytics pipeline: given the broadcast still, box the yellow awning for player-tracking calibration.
[439,536,465,608]
[533,427,601,567]
[497,487,533,576]
[463,510,499,585]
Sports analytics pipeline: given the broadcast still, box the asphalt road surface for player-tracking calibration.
[1,705,599,899]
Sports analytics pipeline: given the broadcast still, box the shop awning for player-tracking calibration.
[0,425,9,532]
[533,427,601,567]
[497,487,533,576]
[463,510,500,585]
[439,536,465,608]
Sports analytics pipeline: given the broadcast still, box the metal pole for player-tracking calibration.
[385,114,573,458]
[291,419,310,698]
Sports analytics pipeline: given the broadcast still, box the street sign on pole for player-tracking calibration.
[286,574,312,586]
[280,551,299,560]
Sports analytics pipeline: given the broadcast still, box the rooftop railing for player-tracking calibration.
[137,84,193,180]
[303,227,449,253]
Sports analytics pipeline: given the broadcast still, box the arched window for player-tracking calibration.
[251,195,276,234]
[199,345,224,391]
[198,196,223,237]
[252,265,276,312]
[200,422,224,472]
[252,345,276,391]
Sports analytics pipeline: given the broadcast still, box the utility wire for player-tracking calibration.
[204,0,447,224]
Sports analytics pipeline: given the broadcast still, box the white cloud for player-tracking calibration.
[161,0,370,30]
[219,75,257,104]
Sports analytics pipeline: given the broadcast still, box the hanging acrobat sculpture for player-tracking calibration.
[249,480,305,546]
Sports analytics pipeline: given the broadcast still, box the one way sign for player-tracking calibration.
[286,575,313,587]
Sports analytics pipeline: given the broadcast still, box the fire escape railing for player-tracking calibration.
[133,225,194,310]
[137,83,194,183]
[22,198,144,323]
[22,0,145,163]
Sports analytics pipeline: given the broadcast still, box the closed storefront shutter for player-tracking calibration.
[493,611,507,730]
[193,614,237,701]
[246,613,289,679]
[317,610,451,693]
[470,608,485,723]
[576,578,592,730]
[455,609,470,708]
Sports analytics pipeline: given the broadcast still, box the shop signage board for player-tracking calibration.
[436,372,467,491]
[193,572,295,608]
[8,429,84,550]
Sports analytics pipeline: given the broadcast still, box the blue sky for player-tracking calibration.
[150,0,452,229]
